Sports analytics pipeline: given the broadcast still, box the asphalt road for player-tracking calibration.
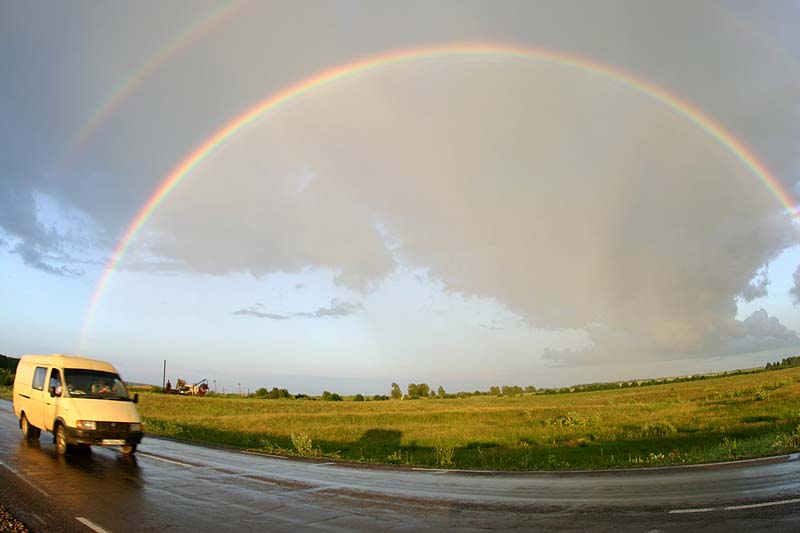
[2,400,800,532]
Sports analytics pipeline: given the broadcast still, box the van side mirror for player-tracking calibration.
[133,393,139,404]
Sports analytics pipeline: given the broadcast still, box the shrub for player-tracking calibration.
[291,432,314,456]
[433,443,456,466]
[321,391,342,401]
[772,425,800,451]
[548,412,599,428]
[640,421,677,438]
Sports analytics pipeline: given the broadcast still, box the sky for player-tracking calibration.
[2,0,800,395]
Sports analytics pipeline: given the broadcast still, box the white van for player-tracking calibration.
[13,354,143,456]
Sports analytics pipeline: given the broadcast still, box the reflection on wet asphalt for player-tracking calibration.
[2,400,800,532]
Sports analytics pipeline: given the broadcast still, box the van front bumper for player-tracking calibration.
[65,426,143,447]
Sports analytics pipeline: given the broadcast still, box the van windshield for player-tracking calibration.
[64,369,129,400]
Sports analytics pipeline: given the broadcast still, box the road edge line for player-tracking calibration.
[76,516,112,533]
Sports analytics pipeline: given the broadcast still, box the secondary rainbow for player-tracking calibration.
[78,42,798,348]
[64,1,242,164]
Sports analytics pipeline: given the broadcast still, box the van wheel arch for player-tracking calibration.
[20,412,40,440]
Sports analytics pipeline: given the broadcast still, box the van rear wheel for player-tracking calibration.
[20,414,38,440]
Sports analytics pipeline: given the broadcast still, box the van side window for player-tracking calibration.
[32,367,47,391]
[49,369,62,396]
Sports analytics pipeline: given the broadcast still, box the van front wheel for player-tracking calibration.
[56,425,70,455]
[121,444,137,456]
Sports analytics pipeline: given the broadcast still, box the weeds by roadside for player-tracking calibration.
[0,503,28,533]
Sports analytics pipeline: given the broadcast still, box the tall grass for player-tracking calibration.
[132,367,800,470]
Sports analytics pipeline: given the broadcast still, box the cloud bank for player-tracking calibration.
[145,61,797,362]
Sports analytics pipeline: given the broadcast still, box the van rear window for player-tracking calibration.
[32,367,47,390]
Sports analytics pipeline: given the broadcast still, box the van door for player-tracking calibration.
[29,366,48,428]
[43,368,63,432]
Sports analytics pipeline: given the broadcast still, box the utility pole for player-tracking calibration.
[162,360,166,390]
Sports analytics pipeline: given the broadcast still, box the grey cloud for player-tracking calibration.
[0,182,86,277]
[738,308,798,340]
[791,265,800,305]
[544,308,799,366]
[296,299,364,318]
[232,308,290,320]
[741,267,769,302]
[12,242,83,277]
[233,299,363,320]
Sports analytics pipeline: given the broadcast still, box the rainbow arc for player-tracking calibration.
[78,43,798,349]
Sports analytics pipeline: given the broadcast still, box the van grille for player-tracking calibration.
[95,421,131,431]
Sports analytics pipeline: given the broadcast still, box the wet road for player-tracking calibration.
[2,400,800,532]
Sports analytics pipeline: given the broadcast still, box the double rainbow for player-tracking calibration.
[64,1,242,164]
[78,43,798,348]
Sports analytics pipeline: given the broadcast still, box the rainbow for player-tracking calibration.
[78,42,798,348]
[63,1,243,164]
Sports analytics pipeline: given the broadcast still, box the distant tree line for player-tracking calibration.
[766,356,800,371]
[248,386,389,402]
[0,354,20,372]
[0,355,19,386]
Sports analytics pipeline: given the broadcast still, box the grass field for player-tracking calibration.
[133,366,800,470]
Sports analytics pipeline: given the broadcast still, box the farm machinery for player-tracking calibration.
[164,378,209,396]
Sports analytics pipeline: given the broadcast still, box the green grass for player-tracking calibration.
[136,366,800,470]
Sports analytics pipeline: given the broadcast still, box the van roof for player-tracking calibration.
[19,354,119,373]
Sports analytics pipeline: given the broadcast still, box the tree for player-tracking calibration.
[418,383,430,397]
[489,385,501,396]
[391,382,402,400]
[407,383,420,398]
[437,385,446,397]
[354,394,364,402]
[321,390,342,401]
[524,385,536,393]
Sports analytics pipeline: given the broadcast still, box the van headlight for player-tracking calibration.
[76,420,96,430]
[129,423,141,432]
